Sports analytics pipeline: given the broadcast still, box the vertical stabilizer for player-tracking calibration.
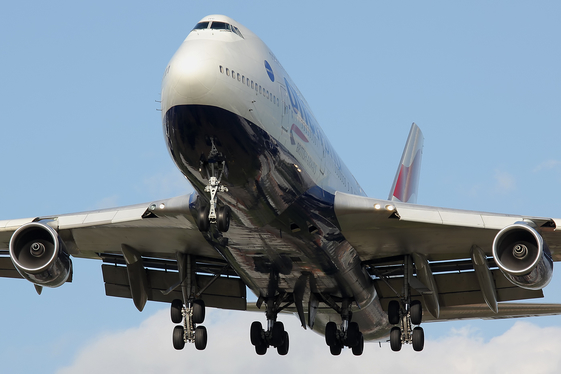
[389,123,424,204]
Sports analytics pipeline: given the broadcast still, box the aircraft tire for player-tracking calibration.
[325,321,337,347]
[255,342,268,355]
[412,327,424,352]
[388,300,400,325]
[193,299,205,324]
[197,206,210,232]
[390,326,402,352]
[411,300,422,325]
[195,326,208,350]
[173,325,185,350]
[171,299,183,324]
[330,341,342,356]
[271,321,285,347]
[346,322,360,347]
[352,333,364,356]
[250,321,263,346]
[217,206,231,232]
[277,331,289,355]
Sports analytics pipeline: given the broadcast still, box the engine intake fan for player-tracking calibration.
[9,222,72,288]
[492,222,553,290]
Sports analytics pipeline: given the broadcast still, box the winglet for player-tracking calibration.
[389,123,424,204]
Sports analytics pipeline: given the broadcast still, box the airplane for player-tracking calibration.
[2,14,561,357]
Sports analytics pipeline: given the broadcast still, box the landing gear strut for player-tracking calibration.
[197,138,231,233]
[323,298,364,356]
[250,272,292,355]
[388,256,425,352]
[170,253,208,350]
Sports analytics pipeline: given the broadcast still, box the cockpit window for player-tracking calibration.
[231,25,244,38]
[193,22,209,30]
[210,22,230,30]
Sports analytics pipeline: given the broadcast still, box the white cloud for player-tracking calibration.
[56,308,561,374]
[534,160,561,173]
[493,169,516,193]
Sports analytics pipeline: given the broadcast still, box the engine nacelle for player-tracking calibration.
[492,222,553,290]
[9,222,72,288]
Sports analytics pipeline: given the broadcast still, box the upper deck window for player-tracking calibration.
[193,22,209,30]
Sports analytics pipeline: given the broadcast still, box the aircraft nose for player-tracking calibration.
[162,41,218,109]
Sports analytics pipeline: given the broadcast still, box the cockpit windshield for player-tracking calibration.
[192,22,209,30]
[191,21,244,38]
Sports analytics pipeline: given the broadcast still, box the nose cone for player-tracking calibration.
[161,40,218,113]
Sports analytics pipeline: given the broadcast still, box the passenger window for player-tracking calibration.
[259,85,262,94]
[232,70,236,79]
[226,68,230,76]
[251,81,254,89]
[237,73,241,82]
[242,76,245,84]
[219,66,224,74]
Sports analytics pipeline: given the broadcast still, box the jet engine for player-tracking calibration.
[9,222,72,288]
[492,222,553,290]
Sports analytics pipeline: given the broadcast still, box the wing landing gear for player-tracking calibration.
[170,253,209,351]
[387,256,425,352]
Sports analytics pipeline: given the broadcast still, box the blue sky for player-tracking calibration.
[1,1,561,372]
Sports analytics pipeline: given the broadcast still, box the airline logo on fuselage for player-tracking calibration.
[264,60,275,82]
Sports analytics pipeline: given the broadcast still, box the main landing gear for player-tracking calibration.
[324,299,364,356]
[170,253,208,351]
[171,298,208,350]
[388,256,424,352]
[250,271,293,355]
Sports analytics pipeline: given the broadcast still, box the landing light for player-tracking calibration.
[160,203,166,209]
[385,204,395,211]
[374,204,381,210]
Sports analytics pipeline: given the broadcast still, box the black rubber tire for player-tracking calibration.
[388,300,400,325]
[346,322,360,347]
[255,342,268,355]
[352,333,364,356]
[173,325,185,350]
[271,321,285,347]
[195,326,208,350]
[193,299,205,324]
[390,326,402,352]
[412,326,424,352]
[217,205,231,232]
[197,206,210,232]
[411,300,422,326]
[250,321,263,346]
[171,299,183,324]
[330,341,342,356]
[277,331,289,355]
[325,321,337,347]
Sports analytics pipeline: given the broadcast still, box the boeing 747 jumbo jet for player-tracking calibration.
[2,14,561,356]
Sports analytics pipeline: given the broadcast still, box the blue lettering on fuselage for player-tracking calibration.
[284,77,342,171]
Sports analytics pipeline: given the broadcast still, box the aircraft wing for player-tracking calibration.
[334,191,561,319]
[0,194,247,311]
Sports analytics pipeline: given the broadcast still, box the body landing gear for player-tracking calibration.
[249,275,292,356]
[324,299,364,356]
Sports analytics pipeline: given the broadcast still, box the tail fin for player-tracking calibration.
[389,123,424,204]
